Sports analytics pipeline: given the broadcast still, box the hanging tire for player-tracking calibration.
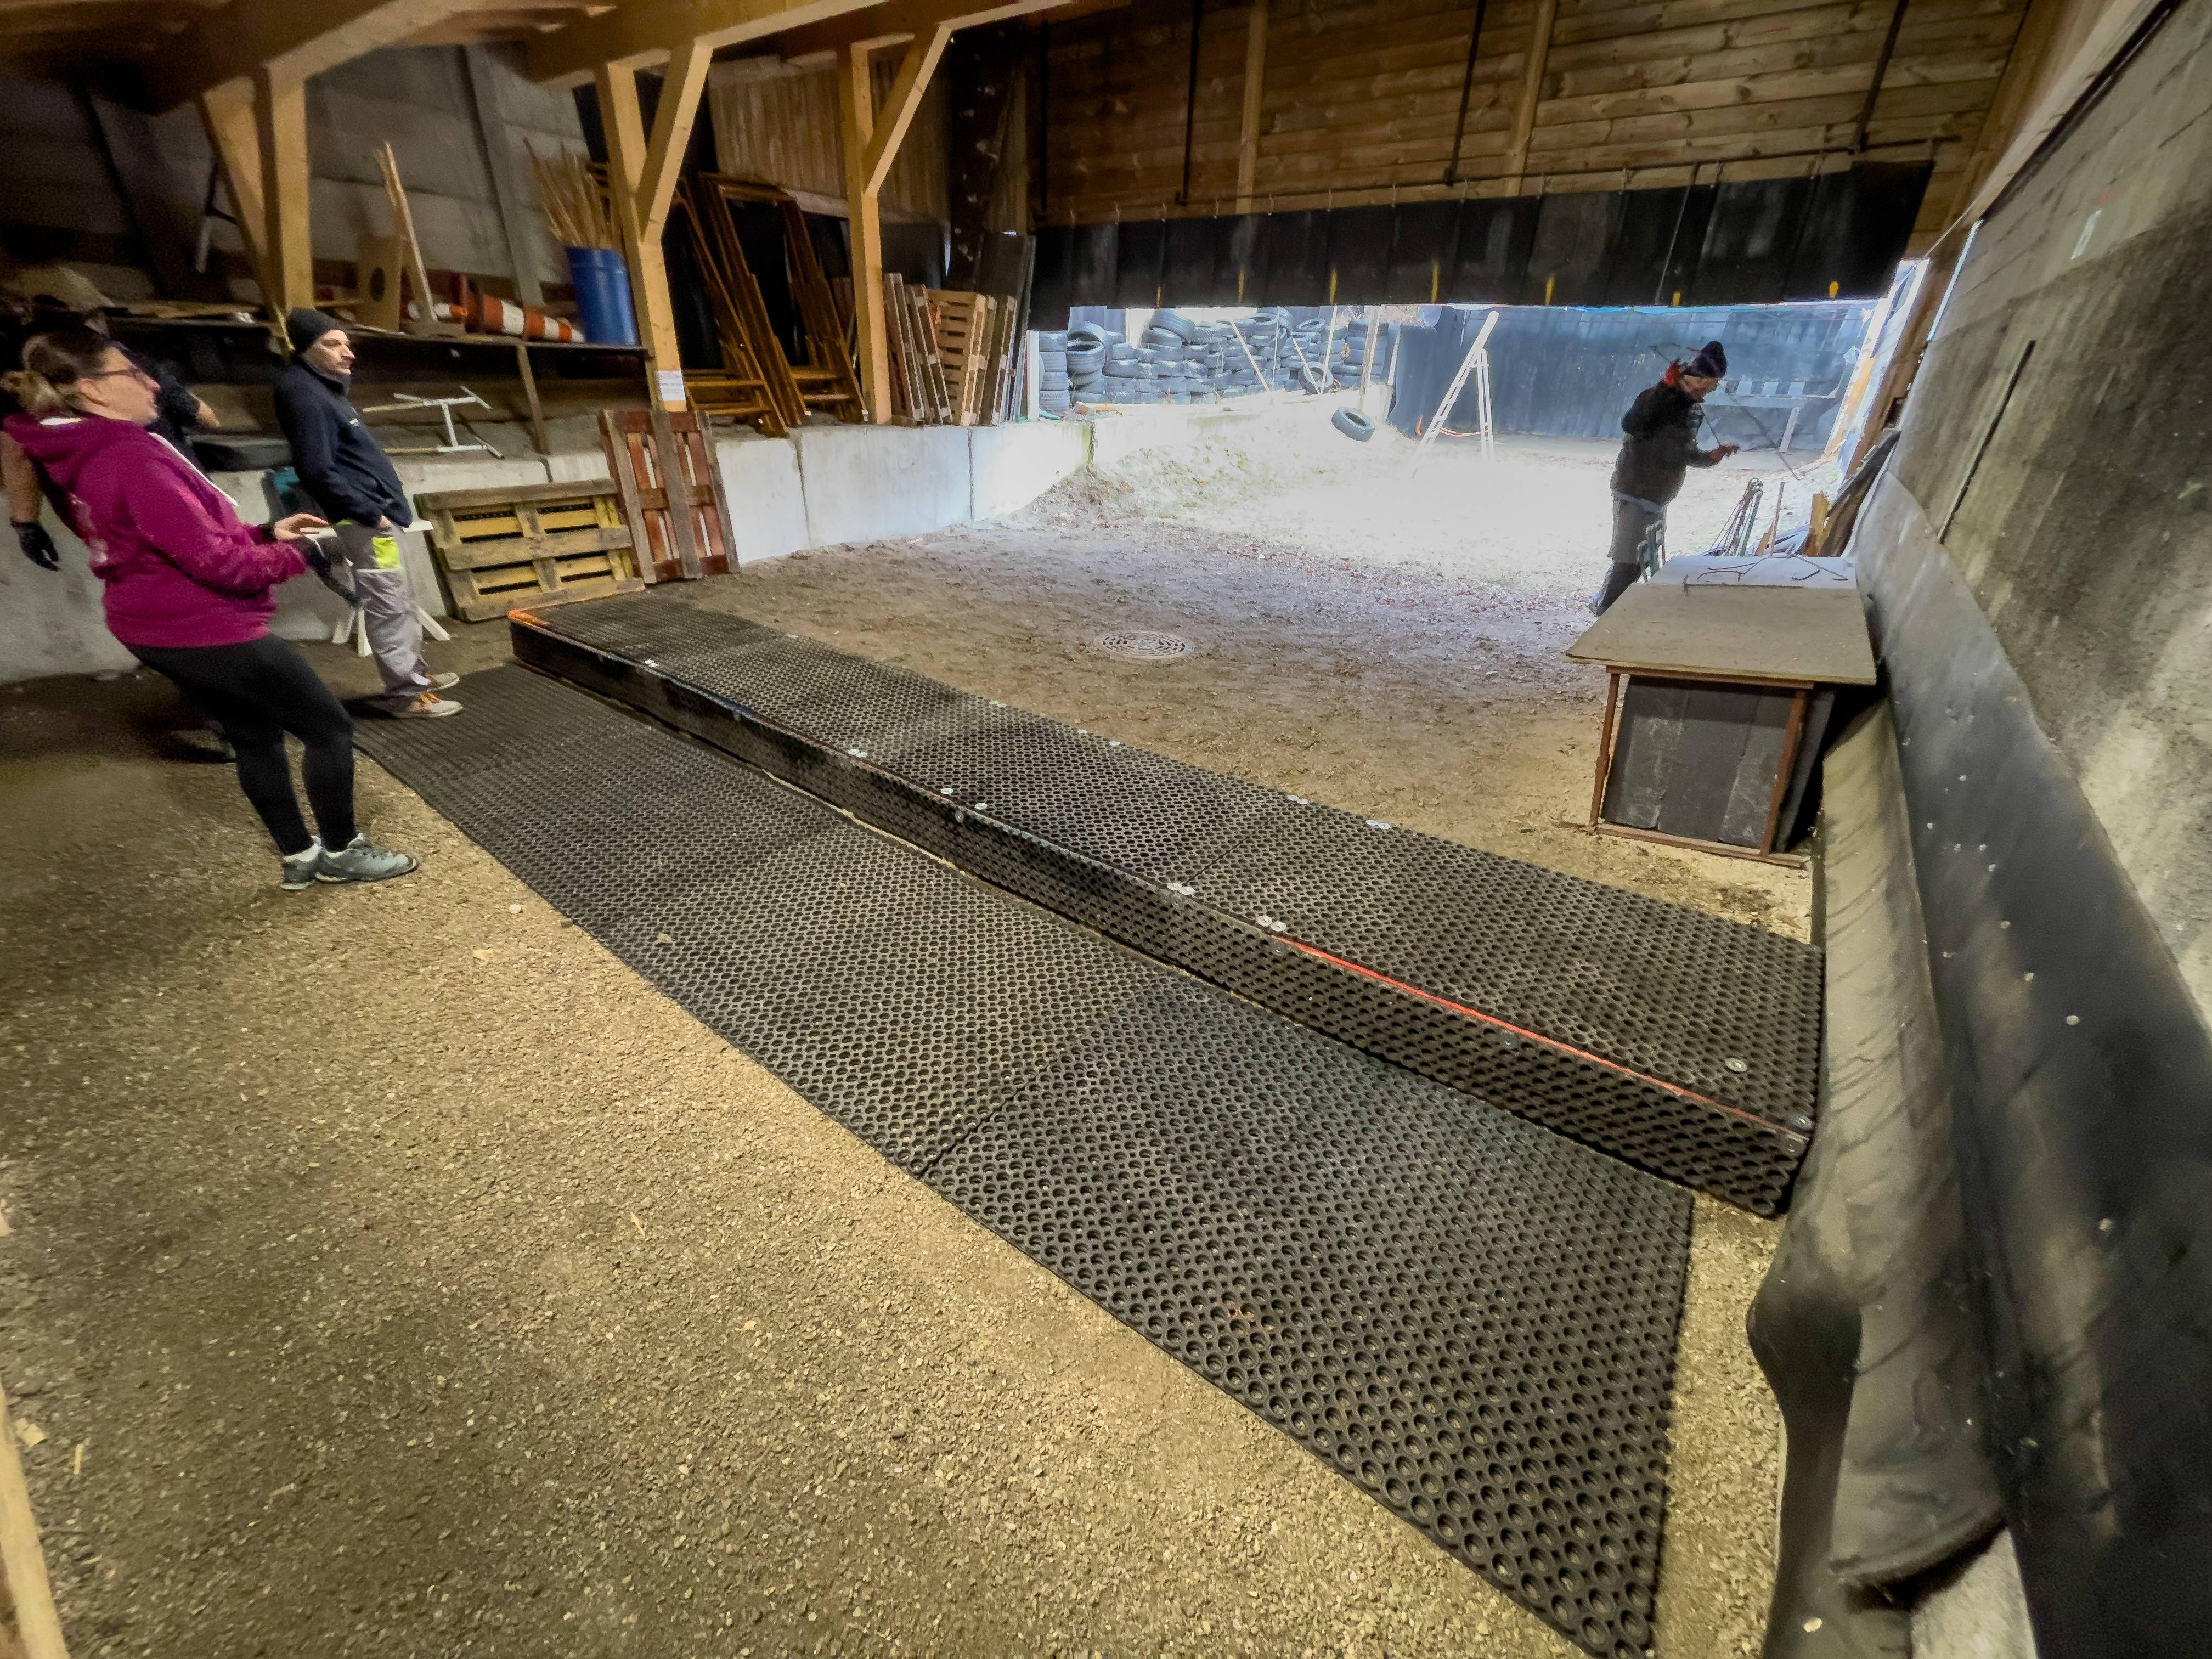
[1296,364,1327,394]
[1333,407,1375,441]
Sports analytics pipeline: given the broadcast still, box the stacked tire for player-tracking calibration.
[1036,330,1071,414]
[1064,323,1113,403]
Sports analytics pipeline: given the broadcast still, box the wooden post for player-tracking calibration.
[515,341,549,456]
[253,67,312,314]
[841,27,952,425]
[840,42,890,424]
[197,77,270,302]
[1503,0,1559,193]
[596,54,712,411]
[1235,0,1267,212]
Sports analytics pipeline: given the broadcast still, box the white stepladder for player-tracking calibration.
[1408,307,1499,477]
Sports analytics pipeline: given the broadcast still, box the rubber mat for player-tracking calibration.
[511,593,1820,1213]
[357,665,1691,1659]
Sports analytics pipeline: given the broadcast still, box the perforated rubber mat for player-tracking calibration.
[356,665,1691,1659]
[512,593,1821,1213]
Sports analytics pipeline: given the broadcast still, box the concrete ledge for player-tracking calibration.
[970,421,1090,519]
[716,435,809,565]
[794,424,972,546]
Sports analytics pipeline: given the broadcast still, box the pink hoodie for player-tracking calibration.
[6,412,305,650]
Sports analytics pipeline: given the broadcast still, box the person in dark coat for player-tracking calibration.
[1594,339,1740,614]
[273,308,459,716]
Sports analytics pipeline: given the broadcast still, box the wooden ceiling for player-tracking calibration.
[0,0,607,72]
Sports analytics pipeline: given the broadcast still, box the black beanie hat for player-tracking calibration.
[1688,340,1727,379]
[286,307,345,355]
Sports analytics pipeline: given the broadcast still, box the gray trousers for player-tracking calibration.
[1598,494,1666,614]
[332,521,430,696]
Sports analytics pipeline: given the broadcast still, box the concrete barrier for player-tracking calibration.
[715,433,809,565]
[792,424,972,546]
[970,420,1090,519]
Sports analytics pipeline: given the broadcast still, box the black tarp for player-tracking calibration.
[1691,176,1816,306]
[1449,198,1540,303]
[1784,163,1932,302]
[1068,221,1119,306]
[1324,205,1395,305]
[1523,190,1619,307]
[1387,200,1462,304]
[1113,219,1168,307]
[1043,165,1926,312]
[1257,210,1331,305]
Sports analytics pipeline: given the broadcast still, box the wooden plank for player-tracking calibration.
[1534,46,2008,123]
[646,397,703,579]
[1236,0,1268,208]
[695,415,739,574]
[418,477,627,512]
[513,342,549,457]
[434,526,636,571]
[841,41,893,424]
[1565,584,1877,685]
[599,410,667,584]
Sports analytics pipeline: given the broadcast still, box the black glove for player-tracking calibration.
[14,520,58,570]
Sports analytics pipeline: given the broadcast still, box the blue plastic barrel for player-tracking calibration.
[565,246,637,347]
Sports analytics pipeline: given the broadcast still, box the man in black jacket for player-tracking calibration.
[274,308,460,717]
[1594,339,1740,614]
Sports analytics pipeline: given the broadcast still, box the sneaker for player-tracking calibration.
[419,672,461,692]
[317,834,417,884]
[280,839,324,891]
[385,691,462,719]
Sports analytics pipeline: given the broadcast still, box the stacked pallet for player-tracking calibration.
[882,281,1020,426]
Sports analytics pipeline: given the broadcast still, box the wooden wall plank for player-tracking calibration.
[1035,0,2021,219]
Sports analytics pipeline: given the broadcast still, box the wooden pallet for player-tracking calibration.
[929,290,989,426]
[417,478,641,621]
[599,409,737,583]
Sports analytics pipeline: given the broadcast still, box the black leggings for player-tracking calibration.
[132,635,356,855]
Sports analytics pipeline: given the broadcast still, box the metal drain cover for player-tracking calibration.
[1092,629,1194,662]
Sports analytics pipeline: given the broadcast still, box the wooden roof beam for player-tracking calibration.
[147,0,498,108]
[526,0,889,80]
[772,0,1066,63]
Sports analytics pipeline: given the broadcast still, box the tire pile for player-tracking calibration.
[1034,308,1398,414]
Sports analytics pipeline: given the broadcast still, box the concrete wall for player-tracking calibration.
[1885,0,2212,1017]
[2,419,1102,682]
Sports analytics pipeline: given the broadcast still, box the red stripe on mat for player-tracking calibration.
[1278,935,1784,1131]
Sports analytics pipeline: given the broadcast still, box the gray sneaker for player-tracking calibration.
[280,839,324,891]
[419,672,461,692]
[317,834,417,884]
[381,691,462,719]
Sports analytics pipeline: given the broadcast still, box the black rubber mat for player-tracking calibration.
[511,593,1820,1213]
[357,665,1691,1659]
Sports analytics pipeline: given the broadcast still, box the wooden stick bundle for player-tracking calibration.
[529,145,617,250]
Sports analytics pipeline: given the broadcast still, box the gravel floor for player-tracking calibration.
[0,425,1790,1658]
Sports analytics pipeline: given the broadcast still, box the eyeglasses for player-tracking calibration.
[82,365,156,388]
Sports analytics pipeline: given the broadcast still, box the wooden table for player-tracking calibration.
[1564,574,1876,864]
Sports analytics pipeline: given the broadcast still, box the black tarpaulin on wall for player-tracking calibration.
[1045,165,1927,312]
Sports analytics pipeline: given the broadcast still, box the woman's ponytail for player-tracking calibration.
[6,329,116,415]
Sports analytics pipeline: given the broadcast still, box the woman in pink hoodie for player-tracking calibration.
[4,329,415,889]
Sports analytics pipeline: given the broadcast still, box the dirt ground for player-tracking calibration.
[0,416,1795,1658]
